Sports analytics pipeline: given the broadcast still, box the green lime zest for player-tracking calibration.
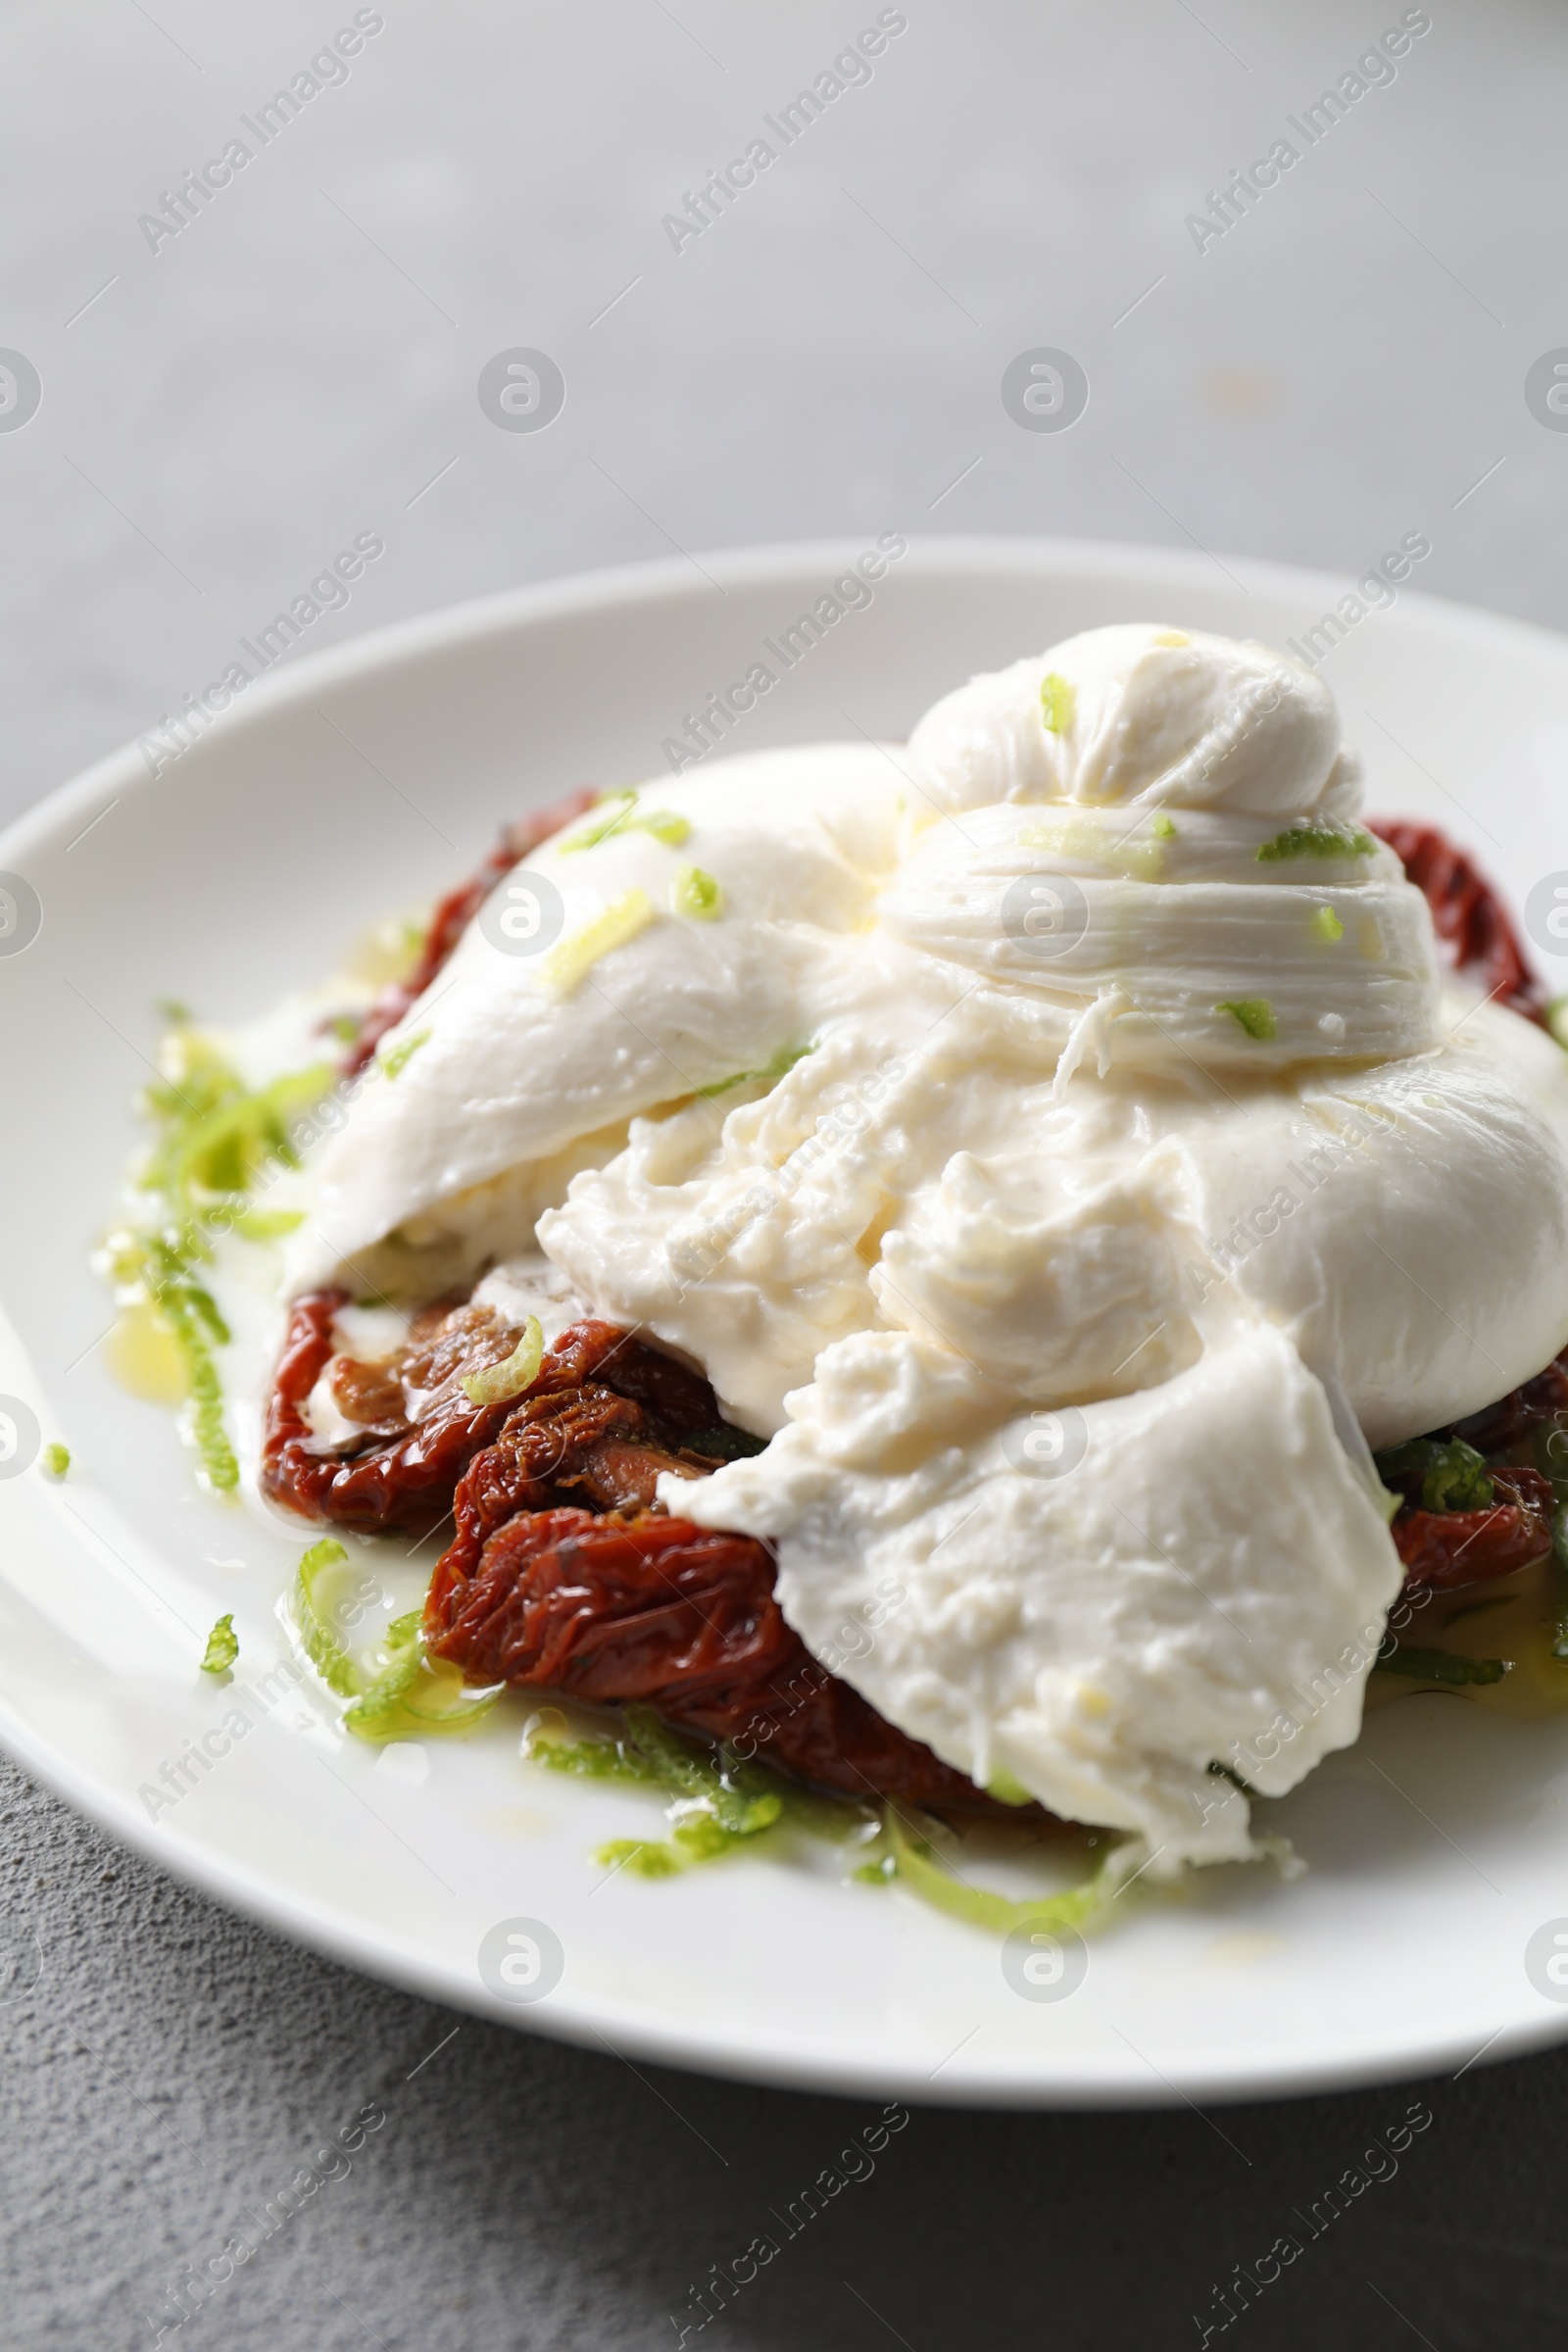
[671,864,723,920]
[560,790,636,851]
[292,1554,503,1740]
[986,1768,1035,1806]
[140,1046,332,1228]
[1151,813,1177,839]
[528,1726,669,1788]
[108,1032,336,1492]
[530,1708,1154,1931]
[200,1613,238,1675]
[1020,808,1171,880]
[393,916,427,968]
[611,1708,782,1835]
[344,1615,503,1742]
[530,1705,874,1877]
[1040,672,1076,735]
[598,1836,684,1878]
[340,1612,420,1733]
[1217,998,1277,1042]
[460,1316,544,1409]
[541,887,657,994]
[634,809,692,846]
[227,1206,305,1240]
[1257,821,1376,862]
[152,1259,238,1493]
[392,1662,503,1734]
[697,1041,814,1101]
[561,792,691,853]
[294,1539,360,1696]
[41,1444,69,1479]
[1313,906,1345,943]
[1373,1645,1508,1688]
[883,1806,1141,1935]
[378,1026,430,1081]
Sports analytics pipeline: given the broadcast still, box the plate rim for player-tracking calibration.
[12,527,1568,876]
[1,1687,1558,2110]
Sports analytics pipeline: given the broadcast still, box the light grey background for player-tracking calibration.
[5,1,1568,2344]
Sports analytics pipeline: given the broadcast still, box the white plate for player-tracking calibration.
[5,536,1568,2109]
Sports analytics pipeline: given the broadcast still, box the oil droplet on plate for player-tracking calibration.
[102,1303,186,1404]
[1203,1932,1287,1970]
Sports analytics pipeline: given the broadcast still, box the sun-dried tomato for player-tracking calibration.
[424,1502,1001,1810]
[262,1299,735,1536]
[340,785,599,1076]
[422,1380,710,1618]
[1369,817,1547,1025]
[327,1353,407,1435]
[1394,1466,1555,1591]
[262,1291,517,1533]
[540,1319,721,1433]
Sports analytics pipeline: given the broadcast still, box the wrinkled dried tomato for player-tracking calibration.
[340,784,598,1075]
[424,1501,1001,1810]
[1381,1334,1568,1593]
[1393,1465,1555,1592]
[261,1299,729,1536]
[1369,817,1546,1025]
[423,1380,709,1611]
[262,1291,514,1533]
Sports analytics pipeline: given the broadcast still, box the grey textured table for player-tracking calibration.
[5,3,1568,2344]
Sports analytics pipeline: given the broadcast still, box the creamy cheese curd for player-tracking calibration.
[286,743,918,1298]
[906,622,1361,818]
[671,1321,1396,1867]
[275,624,1568,1872]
